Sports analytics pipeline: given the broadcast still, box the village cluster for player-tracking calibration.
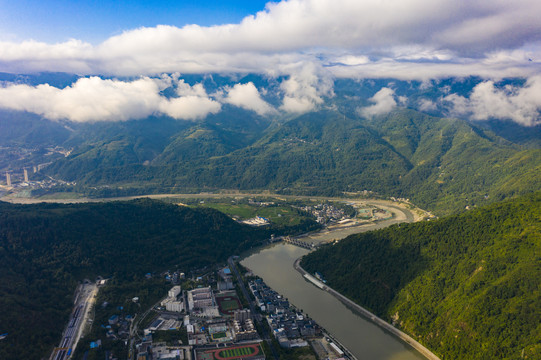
[295,204,348,224]
[249,279,320,348]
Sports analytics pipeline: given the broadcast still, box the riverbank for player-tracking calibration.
[0,192,430,220]
[294,258,441,360]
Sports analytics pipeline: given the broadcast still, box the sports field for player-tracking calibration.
[219,346,255,358]
[215,294,242,315]
[199,343,263,360]
[211,331,227,340]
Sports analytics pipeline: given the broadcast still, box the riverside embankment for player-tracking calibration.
[294,258,441,360]
[240,199,438,360]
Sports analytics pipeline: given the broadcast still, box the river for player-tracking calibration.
[3,191,428,358]
[241,218,427,360]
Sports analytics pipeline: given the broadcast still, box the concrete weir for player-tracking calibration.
[283,236,316,250]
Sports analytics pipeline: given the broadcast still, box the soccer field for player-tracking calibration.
[202,343,263,360]
[216,294,242,315]
[221,299,240,311]
[211,331,227,340]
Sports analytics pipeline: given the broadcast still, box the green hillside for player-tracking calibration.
[365,110,541,213]
[0,199,268,359]
[45,108,540,215]
[301,193,541,359]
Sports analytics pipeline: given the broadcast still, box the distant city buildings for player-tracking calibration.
[0,146,74,191]
[1,168,75,191]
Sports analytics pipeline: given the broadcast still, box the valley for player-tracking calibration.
[2,81,540,217]
[0,73,539,360]
[1,2,541,360]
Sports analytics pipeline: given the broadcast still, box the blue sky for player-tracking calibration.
[0,0,270,43]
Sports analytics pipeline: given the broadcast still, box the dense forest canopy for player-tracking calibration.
[301,193,541,359]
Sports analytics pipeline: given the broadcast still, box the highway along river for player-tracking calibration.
[241,215,427,360]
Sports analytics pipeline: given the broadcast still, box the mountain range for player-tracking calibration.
[2,74,538,215]
[1,76,539,215]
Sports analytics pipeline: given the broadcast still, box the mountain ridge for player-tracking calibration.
[1,74,540,215]
[301,192,541,360]
[41,108,541,215]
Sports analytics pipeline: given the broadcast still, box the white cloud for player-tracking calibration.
[1,1,541,124]
[175,80,208,97]
[359,88,398,117]
[0,0,540,79]
[279,62,334,113]
[224,82,275,115]
[331,55,371,66]
[327,52,541,81]
[0,76,221,122]
[281,96,317,114]
[159,96,221,120]
[443,76,541,126]
[418,98,438,112]
[0,39,96,74]
[397,95,408,106]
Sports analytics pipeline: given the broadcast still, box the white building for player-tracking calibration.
[165,300,184,313]
[161,297,184,312]
[187,286,214,310]
[168,285,181,299]
[233,309,251,322]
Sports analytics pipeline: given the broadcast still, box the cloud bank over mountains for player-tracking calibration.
[2,73,539,126]
[1,0,539,78]
[0,0,540,125]
[0,76,223,122]
[444,76,541,127]
[223,82,275,116]
[0,74,332,122]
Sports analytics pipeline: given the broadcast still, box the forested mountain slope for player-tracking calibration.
[45,108,540,215]
[301,193,541,359]
[0,199,268,359]
[2,73,539,216]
